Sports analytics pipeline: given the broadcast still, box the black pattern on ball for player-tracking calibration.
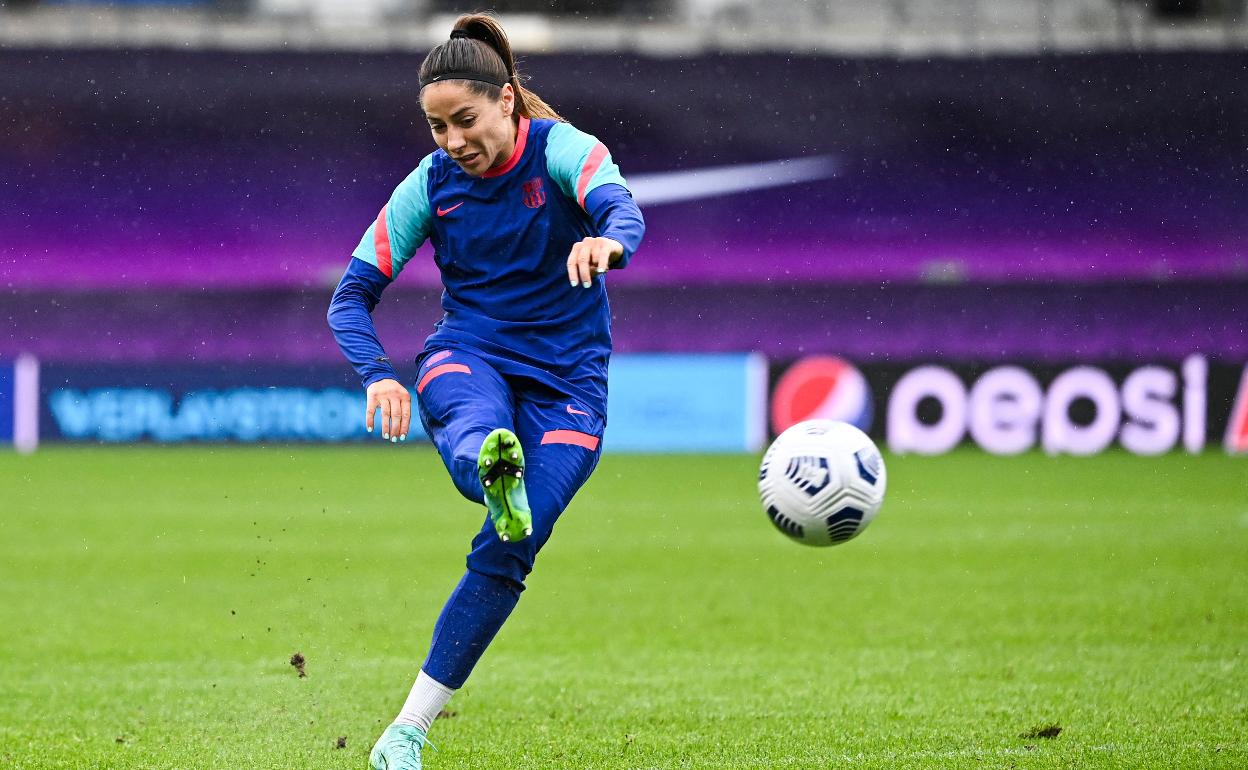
[767,505,805,539]
[784,455,831,497]
[825,507,864,543]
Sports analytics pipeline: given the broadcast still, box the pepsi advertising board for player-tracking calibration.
[768,355,1248,456]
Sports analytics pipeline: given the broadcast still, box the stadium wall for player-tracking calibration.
[2,48,1245,292]
[2,48,1244,453]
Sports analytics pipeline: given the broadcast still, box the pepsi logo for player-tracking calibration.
[1226,364,1248,455]
[770,355,873,435]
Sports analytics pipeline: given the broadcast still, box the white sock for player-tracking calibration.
[394,670,456,733]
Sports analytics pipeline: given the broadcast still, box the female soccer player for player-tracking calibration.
[327,13,644,770]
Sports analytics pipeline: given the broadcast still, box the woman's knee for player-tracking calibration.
[450,455,485,504]
[466,539,535,592]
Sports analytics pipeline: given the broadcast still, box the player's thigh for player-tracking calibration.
[415,348,514,459]
[464,436,602,585]
[514,395,605,531]
[463,395,605,584]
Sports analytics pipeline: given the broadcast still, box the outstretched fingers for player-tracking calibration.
[364,378,412,443]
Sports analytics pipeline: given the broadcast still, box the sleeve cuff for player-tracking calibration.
[362,368,400,390]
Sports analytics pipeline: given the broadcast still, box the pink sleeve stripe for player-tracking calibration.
[373,204,394,279]
[541,429,600,451]
[575,142,609,209]
[416,363,471,394]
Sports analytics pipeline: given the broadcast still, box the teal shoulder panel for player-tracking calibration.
[544,122,628,209]
[351,154,434,279]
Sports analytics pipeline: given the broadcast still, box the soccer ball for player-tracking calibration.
[758,420,887,547]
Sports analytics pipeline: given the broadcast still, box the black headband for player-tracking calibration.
[419,30,510,90]
[419,71,508,89]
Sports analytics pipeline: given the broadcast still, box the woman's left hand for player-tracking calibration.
[566,237,623,289]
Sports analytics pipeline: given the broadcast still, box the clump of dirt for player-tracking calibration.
[290,652,307,678]
[436,709,457,720]
[1020,723,1062,739]
[335,736,347,749]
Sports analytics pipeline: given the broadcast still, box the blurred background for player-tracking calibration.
[1,0,1245,455]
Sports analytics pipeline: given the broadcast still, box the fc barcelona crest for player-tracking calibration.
[522,177,546,209]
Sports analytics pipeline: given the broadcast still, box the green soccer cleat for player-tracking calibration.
[478,427,533,543]
[369,723,428,770]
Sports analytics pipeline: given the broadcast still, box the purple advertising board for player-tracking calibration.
[1,49,1245,290]
[3,281,1244,365]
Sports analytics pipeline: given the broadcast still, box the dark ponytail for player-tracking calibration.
[419,13,563,122]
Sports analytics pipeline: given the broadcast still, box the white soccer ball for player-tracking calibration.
[757,419,887,547]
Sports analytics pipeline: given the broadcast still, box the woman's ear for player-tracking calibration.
[500,83,515,117]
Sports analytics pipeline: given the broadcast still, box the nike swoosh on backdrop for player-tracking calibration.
[628,156,841,207]
[437,202,464,216]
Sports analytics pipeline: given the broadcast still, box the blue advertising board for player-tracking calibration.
[604,353,768,452]
[39,364,409,444]
[38,354,768,452]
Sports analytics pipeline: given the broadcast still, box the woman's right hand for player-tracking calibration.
[366,378,411,442]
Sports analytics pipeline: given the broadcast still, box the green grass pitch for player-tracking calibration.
[1,446,1245,769]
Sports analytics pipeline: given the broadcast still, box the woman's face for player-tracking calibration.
[421,82,516,176]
